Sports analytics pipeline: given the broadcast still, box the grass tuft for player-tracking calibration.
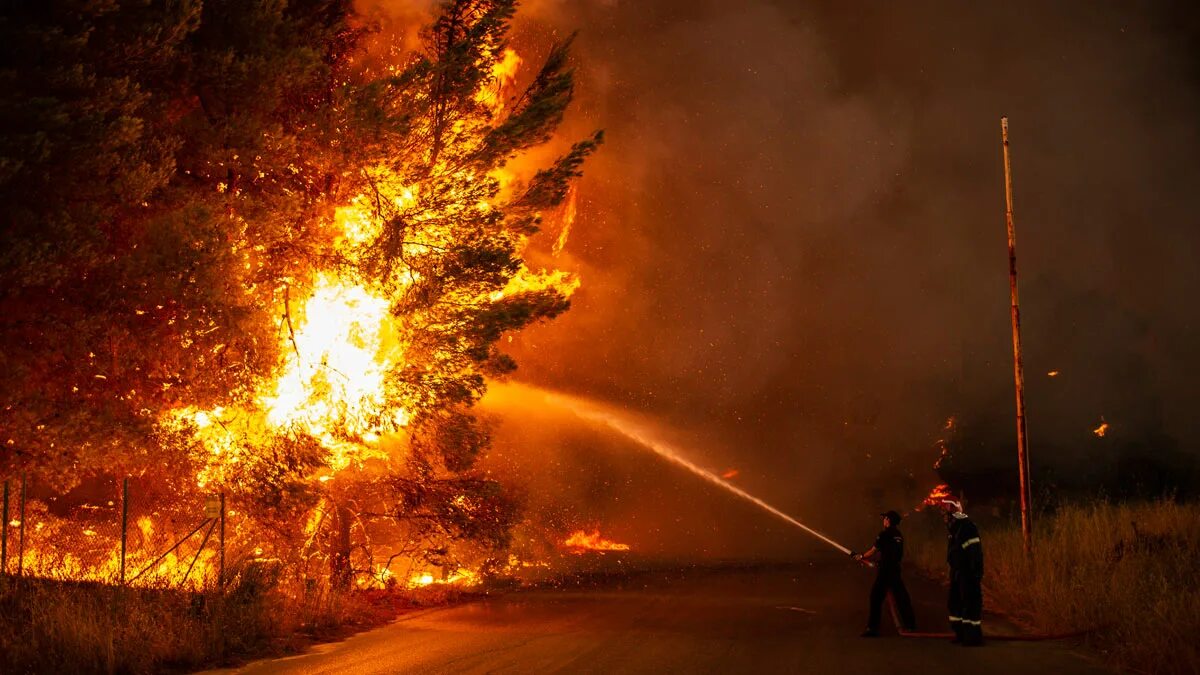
[0,563,446,674]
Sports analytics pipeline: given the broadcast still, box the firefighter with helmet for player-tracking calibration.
[941,498,984,646]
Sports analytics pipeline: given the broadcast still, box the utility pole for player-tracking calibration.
[1,479,8,575]
[1002,117,1034,557]
[17,474,25,577]
[219,492,225,587]
[120,477,129,585]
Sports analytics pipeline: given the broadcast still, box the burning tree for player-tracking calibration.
[1,0,598,587]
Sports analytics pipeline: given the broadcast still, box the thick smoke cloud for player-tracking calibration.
[510,0,1200,503]
[365,0,1200,548]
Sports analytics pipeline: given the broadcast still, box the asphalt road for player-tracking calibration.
[219,561,1110,675]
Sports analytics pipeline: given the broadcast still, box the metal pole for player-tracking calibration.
[219,492,225,587]
[127,519,212,585]
[120,478,129,585]
[2,479,9,576]
[1002,116,1034,557]
[17,474,25,577]
[180,519,217,587]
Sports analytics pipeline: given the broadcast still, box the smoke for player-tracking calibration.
[360,1,1200,536]
[503,0,1200,508]
[479,382,834,560]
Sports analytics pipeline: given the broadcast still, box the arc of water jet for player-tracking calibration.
[534,388,855,557]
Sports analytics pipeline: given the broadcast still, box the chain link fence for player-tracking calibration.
[0,474,226,589]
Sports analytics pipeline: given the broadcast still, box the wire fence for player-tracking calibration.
[1,475,503,596]
[0,474,226,589]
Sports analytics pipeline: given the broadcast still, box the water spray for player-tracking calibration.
[530,387,855,557]
[521,385,1099,642]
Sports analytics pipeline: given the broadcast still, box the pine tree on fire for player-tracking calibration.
[317,0,603,585]
[0,0,598,586]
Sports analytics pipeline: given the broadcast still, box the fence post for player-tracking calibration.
[17,474,25,577]
[120,478,128,585]
[2,479,8,576]
[219,492,225,587]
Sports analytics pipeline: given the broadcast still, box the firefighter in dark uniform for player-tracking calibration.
[941,498,984,646]
[853,509,917,636]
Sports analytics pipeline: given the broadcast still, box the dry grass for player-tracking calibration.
[909,500,1200,675]
[0,564,441,674]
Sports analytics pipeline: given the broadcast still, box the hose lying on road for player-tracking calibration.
[894,627,1100,641]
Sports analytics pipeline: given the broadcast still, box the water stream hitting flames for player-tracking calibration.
[515,385,855,556]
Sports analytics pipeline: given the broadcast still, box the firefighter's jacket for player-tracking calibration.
[874,525,905,571]
[946,516,983,579]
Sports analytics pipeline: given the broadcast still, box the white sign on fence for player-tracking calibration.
[203,496,220,519]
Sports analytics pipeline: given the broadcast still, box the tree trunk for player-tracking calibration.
[330,503,353,590]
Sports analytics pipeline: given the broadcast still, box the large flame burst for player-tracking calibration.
[158,2,598,585]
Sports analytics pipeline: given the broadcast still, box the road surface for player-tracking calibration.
[218,561,1109,675]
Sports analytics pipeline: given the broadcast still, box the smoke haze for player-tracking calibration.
[364,0,1200,547]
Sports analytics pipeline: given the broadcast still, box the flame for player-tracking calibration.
[404,567,478,589]
[563,530,631,554]
[475,48,522,113]
[1093,418,1109,437]
[22,40,585,589]
[720,468,739,479]
[489,268,580,302]
[259,273,409,469]
[1047,370,1060,377]
[552,185,577,256]
[165,45,581,491]
[918,483,953,510]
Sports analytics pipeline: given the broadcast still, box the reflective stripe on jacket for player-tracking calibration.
[947,517,983,576]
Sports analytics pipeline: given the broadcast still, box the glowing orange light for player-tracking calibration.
[918,483,954,510]
[563,530,631,554]
[553,185,577,256]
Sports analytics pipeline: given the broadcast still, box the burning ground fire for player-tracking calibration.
[563,530,631,554]
[405,567,479,589]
